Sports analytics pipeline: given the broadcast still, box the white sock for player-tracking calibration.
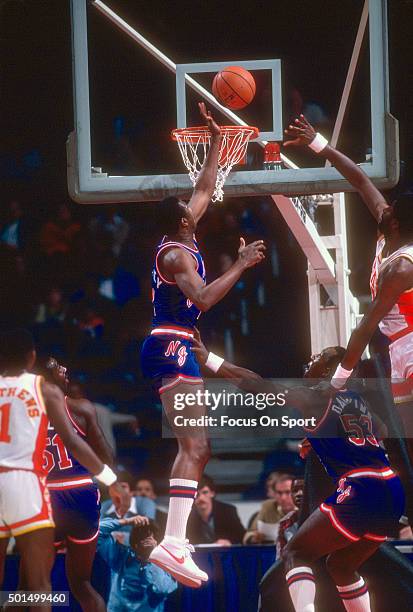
[286,566,316,612]
[337,578,371,611]
[164,478,198,541]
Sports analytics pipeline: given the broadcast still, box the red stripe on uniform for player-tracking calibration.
[32,412,49,474]
[287,573,316,585]
[364,532,387,542]
[340,587,368,600]
[320,503,360,542]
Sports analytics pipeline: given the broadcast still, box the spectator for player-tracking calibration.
[135,478,168,536]
[97,516,177,612]
[0,199,28,251]
[265,471,283,500]
[245,471,283,530]
[101,471,156,522]
[135,479,157,500]
[96,253,140,307]
[89,208,130,257]
[34,285,67,325]
[276,477,304,557]
[244,474,295,544]
[39,203,81,257]
[187,475,245,545]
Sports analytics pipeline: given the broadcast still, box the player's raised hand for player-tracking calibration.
[237,237,266,269]
[191,328,209,365]
[199,102,221,138]
[283,114,317,148]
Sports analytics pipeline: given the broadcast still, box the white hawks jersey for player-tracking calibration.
[370,237,413,340]
[0,373,48,474]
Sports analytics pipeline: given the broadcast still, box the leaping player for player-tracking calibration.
[141,102,266,587]
[0,330,127,612]
[192,331,405,612]
[284,115,413,523]
[45,358,114,612]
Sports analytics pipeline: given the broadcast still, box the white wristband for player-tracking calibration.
[205,352,224,373]
[308,133,328,153]
[95,464,117,486]
[331,364,353,390]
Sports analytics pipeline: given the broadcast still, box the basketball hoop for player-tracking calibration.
[172,125,259,202]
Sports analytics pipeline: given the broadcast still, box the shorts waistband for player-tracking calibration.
[342,467,396,480]
[47,476,94,489]
[150,326,194,339]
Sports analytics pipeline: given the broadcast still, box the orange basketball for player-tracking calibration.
[212,66,256,110]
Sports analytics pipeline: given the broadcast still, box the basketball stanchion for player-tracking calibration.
[172,125,259,202]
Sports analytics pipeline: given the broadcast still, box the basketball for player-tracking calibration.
[212,66,256,110]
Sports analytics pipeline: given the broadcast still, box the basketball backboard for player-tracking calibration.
[68,0,398,204]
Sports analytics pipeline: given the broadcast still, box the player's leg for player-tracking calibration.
[282,508,354,612]
[149,380,209,587]
[0,537,9,586]
[325,539,380,612]
[65,538,105,612]
[15,528,55,612]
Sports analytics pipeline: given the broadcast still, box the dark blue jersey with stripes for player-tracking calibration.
[307,389,390,481]
[44,399,91,482]
[151,236,206,330]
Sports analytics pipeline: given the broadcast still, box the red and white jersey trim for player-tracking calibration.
[151,326,194,339]
[342,466,396,480]
[370,238,413,339]
[0,373,48,473]
[67,528,99,544]
[159,375,203,394]
[320,503,360,542]
[155,241,199,285]
[64,397,86,436]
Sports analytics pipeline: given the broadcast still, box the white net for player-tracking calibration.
[173,126,258,202]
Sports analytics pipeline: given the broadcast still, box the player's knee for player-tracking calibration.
[281,541,297,568]
[25,572,51,591]
[183,438,211,465]
[69,578,91,597]
[282,540,312,569]
[325,553,352,583]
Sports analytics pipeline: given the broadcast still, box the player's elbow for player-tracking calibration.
[193,295,212,312]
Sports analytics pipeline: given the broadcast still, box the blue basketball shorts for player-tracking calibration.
[320,468,405,542]
[50,484,100,545]
[141,328,203,393]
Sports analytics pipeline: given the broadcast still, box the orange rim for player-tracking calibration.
[171,125,259,143]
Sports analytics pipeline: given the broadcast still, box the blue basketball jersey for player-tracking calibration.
[307,389,390,480]
[44,398,92,486]
[151,236,206,330]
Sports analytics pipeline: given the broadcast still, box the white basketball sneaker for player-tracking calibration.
[149,536,208,588]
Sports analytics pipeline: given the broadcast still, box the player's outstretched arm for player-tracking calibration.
[187,102,222,223]
[284,114,390,223]
[338,259,413,373]
[192,329,324,417]
[71,398,114,466]
[42,380,105,475]
[42,380,129,512]
[163,237,265,311]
